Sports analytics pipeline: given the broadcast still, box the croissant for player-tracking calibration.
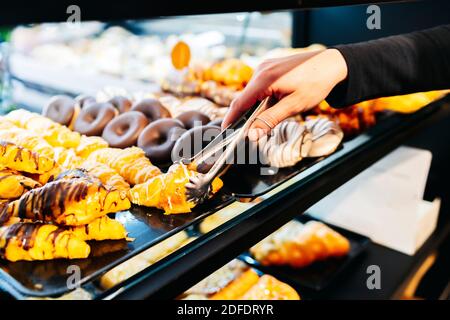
[52,147,83,169]
[239,275,300,300]
[34,165,64,185]
[71,215,127,241]
[88,147,161,185]
[79,160,130,193]
[210,269,260,300]
[0,177,131,226]
[6,109,81,148]
[0,141,55,174]
[51,148,129,192]
[75,135,109,159]
[0,169,41,199]
[0,128,54,159]
[250,220,350,268]
[0,222,90,261]
[0,117,17,130]
[129,163,223,214]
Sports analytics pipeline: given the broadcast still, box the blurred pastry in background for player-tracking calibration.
[100,231,194,289]
[250,220,350,268]
[371,90,450,114]
[181,259,300,300]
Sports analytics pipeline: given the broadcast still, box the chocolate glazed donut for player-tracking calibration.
[137,118,185,165]
[43,95,78,127]
[75,94,97,109]
[131,98,171,122]
[74,102,118,136]
[208,118,223,127]
[102,111,149,148]
[176,111,211,130]
[171,125,221,173]
[108,96,133,113]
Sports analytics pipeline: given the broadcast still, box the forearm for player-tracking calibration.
[326,24,450,107]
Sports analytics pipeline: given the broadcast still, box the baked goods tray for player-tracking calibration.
[0,157,333,299]
[1,96,448,299]
[239,214,370,291]
[0,196,234,298]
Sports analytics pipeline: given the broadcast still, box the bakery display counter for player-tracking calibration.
[2,92,447,300]
[1,0,449,302]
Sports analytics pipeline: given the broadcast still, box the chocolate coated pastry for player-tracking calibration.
[42,95,78,127]
[171,125,221,172]
[137,118,185,165]
[108,96,133,113]
[75,94,97,109]
[102,111,149,148]
[131,98,171,122]
[176,111,211,130]
[208,118,223,127]
[74,102,118,136]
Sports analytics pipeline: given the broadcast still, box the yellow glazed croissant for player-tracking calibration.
[0,222,90,262]
[6,109,81,148]
[0,127,54,159]
[0,170,41,200]
[71,215,127,241]
[239,275,300,300]
[53,147,84,169]
[76,135,109,159]
[0,117,17,131]
[129,163,223,214]
[0,141,55,174]
[88,147,161,185]
[250,220,350,268]
[0,177,131,226]
[79,160,130,193]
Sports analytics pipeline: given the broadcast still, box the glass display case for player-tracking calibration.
[0,0,449,300]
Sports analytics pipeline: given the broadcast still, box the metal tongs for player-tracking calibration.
[183,97,273,204]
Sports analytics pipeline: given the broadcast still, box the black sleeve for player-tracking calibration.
[326,24,450,108]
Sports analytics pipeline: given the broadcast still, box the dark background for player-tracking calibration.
[293,0,450,46]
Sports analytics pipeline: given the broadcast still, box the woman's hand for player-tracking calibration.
[222,49,348,141]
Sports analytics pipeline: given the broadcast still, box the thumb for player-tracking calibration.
[247,93,300,141]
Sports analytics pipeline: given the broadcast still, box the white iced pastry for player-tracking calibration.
[256,117,343,168]
[305,117,344,157]
[256,121,312,168]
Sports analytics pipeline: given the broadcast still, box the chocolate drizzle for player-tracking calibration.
[15,178,91,223]
[0,222,40,252]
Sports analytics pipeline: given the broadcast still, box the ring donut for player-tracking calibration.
[75,94,97,109]
[108,96,133,113]
[137,118,185,165]
[102,111,149,148]
[176,111,211,130]
[208,118,223,128]
[171,125,221,172]
[74,102,118,136]
[43,95,79,128]
[131,98,171,122]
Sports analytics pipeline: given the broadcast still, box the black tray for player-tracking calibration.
[0,190,234,298]
[0,102,354,299]
[239,214,370,291]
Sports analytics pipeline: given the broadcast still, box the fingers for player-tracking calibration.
[248,93,302,141]
[222,80,267,129]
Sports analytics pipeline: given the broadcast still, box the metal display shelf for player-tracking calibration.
[93,96,449,300]
[0,1,406,25]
